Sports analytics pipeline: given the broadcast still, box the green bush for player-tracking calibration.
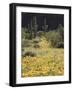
[23,51,36,57]
[33,40,39,43]
[22,40,32,47]
[33,44,40,48]
[37,31,45,37]
[56,42,64,48]
[45,25,64,48]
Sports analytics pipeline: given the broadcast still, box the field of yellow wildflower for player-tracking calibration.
[21,37,64,77]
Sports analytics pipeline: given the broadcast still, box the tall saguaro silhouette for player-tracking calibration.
[31,16,38,38]
[42,17,48,32]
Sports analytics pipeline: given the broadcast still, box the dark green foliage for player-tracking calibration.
[57,24,64,42]
[23,51,36,57]
[22,40,31,47]
[37,31,45,37]
[22,28,32,39]
[33,44,40,48]
[25,33,32,39]
[56,42,64,48]
[33,38,40,43]
[45,25,64,48]
[33,40,39,43]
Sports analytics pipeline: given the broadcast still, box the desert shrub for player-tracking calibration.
[57,24,64,35]
[33,37,40,44]
[22,40,32,48]
[22,28,31,39]
[22,28,29,39]
[56,42,64,48]
[45,25,64,48]
[37,31,45,37]
[57,24,64,42]
[23,51,36,57]
[24,33,32,39]
[50,32,62,47]
[22,51,25,57]
[33,44,40,48]
[33,40,39,43]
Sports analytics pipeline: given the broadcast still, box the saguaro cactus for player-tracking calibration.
[31,16,38,38]
[42,17,48,32]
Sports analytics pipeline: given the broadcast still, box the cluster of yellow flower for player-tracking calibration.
[38,37,49,50]
[21,36,64,77]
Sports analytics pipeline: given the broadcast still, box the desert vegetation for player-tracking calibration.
[21,15,64,77]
